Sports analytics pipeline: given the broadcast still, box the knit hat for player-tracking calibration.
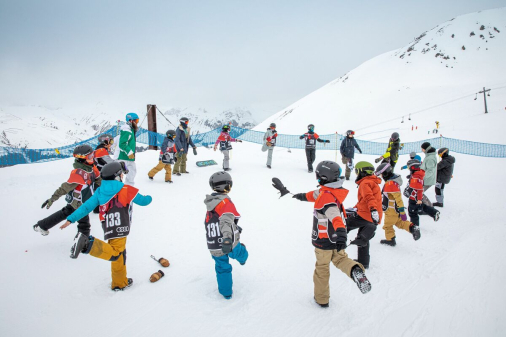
[421,142,431,150]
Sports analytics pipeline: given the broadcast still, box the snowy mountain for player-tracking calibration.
[0,104,257,149]
[256,8,506,144]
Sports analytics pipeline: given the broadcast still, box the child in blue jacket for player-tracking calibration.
[60,161,152,291]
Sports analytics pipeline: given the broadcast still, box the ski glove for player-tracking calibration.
[359,150,363,154]
[193,147,197,155]
[222,238,233,254]
[272,178,290,197]
[128,153,135,160]
[335,227,347,252]
[398,207,408,221]
[41,199,53,209]
[374,157,383,163]
[370,209,380,225]
[325,140,330,143]
[292,193,307,201]
[150,270,165,283]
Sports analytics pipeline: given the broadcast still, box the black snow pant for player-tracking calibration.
[37,204,91,236]
[435,182,445,204]
[346,215,377,268]
[305,148,316,171]
[408,199,438,227]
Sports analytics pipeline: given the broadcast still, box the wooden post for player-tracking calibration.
[147,104,158,150]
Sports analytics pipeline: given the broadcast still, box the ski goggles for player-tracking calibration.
[74,152,94,161]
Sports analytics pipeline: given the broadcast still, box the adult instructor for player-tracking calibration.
[173,117,197,176]
[118,112,139,186]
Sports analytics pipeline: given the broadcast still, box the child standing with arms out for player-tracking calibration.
[375,162,420,246]
[60,161,152,291]
[214,125,242,171]
[291,161,371,308]
[148,129,177,183]
[204,171,248,299]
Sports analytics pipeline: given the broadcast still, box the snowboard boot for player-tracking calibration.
[165,180,173,183]
[433,211,440,222]
[410,224,421,240]
[112,278,133,292]
[70,233,90,259]
[433,202,443,207]
[174,173,181,176]
[182,171,190,174]
[33,224,49,236]
[308,169,313,173]
[148,176,153,180]
[351,265,372,294]
[267,165,271,169]
[314,298,329,308]
[346,177,350,181]
[380,237,396,247]
[224,168,232,171]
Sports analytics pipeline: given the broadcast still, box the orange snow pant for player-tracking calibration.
[89,237,128,289]
[313,248,363,305]
[148,160,172,182]
[383,208,412,240]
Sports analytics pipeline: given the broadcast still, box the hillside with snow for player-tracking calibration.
[0,104,257,149]
[257,8,506,144]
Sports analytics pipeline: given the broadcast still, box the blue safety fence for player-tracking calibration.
[1,125,505,166]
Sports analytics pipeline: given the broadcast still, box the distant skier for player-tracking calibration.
[214,125,242,171]
[118,112,139,186]
[60,161,152,291]
[204,171,248,299]
[33,145,100,237]
[420,142,437,205]
[405,159,440,227]
[291,161,371,307]
[345,161,382,269]
[94,134,115,172]
[173,117,197,175]
[300,124,330,173]
[340,130,362,180]
[262,123,278,169]
[148,130,177,183]
[375,163,420,247]
[433,147,455,208]
[375,132,400,170]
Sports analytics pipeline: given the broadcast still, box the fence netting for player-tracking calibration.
[1,125,505,166]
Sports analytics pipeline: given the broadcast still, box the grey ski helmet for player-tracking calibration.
[180,117,189,124]
[101,161,129,180]
[209,171,233,193]
[315,161,342,184]
[166,130,176,138]
[346,130,355,136]
[406,159,421,170]
[438,147,449,157]
[98,133,114,144]
[270,123,276,128]
[391,132,399,141]
[73,144,94,163]
[375,162,393,179]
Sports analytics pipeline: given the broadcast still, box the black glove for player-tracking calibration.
[299,135,304,140]
[272,178,290,197]
[222,238,233,254]
[193,147,197,155]
[370,208,380,225]
[335,243,347,252]
[292,193,307,201]
[325,140,330,143]
[41,199,53,209]
[359,150,362,154]
[374,157,382,163]
[335,228,347,252]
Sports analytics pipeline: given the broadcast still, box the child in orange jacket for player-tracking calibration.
[345,161,382,269]
[291,161,371,308]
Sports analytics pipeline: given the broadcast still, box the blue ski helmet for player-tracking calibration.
[126,112,139,122]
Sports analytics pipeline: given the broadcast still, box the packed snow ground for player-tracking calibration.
[1,142,505,337]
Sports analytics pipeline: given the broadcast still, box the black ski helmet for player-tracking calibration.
[270,123,276,128]
[315,161,342,184]
[166,129,176,138]
[222,125,231,132]
[406,159,421,170]
[438,147,449,157]
[101,161,129,180]
[308,124,315,131]
[209,171,233,193]
[375,162,393,179]
[180,117,189,124]
[346,130,355,136]
[391,132,399,141]
[73,144,94,163]
[98,133,114,145]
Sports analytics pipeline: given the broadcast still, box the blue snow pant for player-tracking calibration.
[211,243,249,298]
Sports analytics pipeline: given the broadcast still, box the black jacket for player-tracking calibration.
[437,154,455,184]
[340,137,361,159]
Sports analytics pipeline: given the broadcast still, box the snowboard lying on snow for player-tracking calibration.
[196,160,218,167]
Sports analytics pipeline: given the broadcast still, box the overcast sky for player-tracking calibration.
[1,0,504,120]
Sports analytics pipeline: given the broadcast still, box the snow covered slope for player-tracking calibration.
[0,104,257,149]
[0,144,505,337]
[257,8,506,144]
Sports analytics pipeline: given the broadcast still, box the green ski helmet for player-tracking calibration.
[355,161,375,180]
